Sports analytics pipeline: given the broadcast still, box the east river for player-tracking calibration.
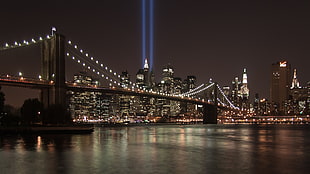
[1,124,310,174]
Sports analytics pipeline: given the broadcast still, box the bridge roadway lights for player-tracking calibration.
[203,104,218,124]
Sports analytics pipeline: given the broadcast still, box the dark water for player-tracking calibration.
[1,124,310,174]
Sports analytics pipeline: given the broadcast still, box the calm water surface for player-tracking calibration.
[1,124,310,174]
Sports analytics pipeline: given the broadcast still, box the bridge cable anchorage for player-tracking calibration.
[65,40,144,90]
[216,84,239,109]
[0,34,52,51]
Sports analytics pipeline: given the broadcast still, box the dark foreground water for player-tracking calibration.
[1,124,310,174]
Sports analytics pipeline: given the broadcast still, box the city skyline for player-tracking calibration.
[0,0,309,107]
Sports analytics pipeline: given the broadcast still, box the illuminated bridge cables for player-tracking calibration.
[66,41,122,80]
[185,83,215,97]
[179,83,205,96]
[0,34,50,51]
[216,84,238,110]
[217,98,226,107]
[65,51,121,87]
[66,49,120,86]
[66,40,141,89]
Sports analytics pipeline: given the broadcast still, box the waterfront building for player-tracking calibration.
[68,71,109,121]
[270,61,291,115]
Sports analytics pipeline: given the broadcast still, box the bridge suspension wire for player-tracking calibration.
[179,83,205,96]
[66,40,141,89]
[66,47,119,82]
[216,84,238,109]
[0,34,51,51]
[66,42,121,81]
[66,50,121,87]
[182,83,215,97]
[217,98,226,107]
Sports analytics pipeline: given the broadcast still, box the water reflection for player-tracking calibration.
[1,125,310,173]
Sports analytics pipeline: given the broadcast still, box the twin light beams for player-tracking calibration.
[141,0,154,70]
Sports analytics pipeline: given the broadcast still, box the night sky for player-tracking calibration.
[0,0,309,107]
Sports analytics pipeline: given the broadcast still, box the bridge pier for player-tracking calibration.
[41,33,66,109]
[203,104,218,124]
[203,82,218,124]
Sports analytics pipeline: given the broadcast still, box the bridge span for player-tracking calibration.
[0,32,238,124]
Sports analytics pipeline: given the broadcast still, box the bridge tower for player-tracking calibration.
[40,33,66,108]
[203,83,218,124]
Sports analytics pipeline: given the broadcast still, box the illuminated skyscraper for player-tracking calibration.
[240,68,250,99]
[231,77,241,106]
[120,71,130,88]
[68,72,109,121]
[291,69,301,89]
[136,58,155,89]
[270,61,291,114]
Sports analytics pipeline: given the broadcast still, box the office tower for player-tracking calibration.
[239,68,250,110]
[68,71,108,121]
[120,71,130,88]
[291,69,301,89]
[162,64,174,85]
[136,58,155,89]
[270,61,291,114]
[232,77,241,106]
[253,93,259,115]
[240,68,250,99]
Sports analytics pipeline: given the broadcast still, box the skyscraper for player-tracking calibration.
[68,71,108,121]
[136,58,155,89]
[240,68,250,99]
[270,61,291,114]
[291,69,301,89]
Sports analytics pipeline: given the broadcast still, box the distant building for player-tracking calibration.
[230,68,250,111]
[231,77,241,106]
[287,69,308,115]
[291,69,301,89]
[136,58,155,89]
[240,68,250,99]
[270,61,291,115]
[120,71,130,88]
[253,93,259,115]
[68,71,109,121]
[239,68,250,110]
[135,59,155,116]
